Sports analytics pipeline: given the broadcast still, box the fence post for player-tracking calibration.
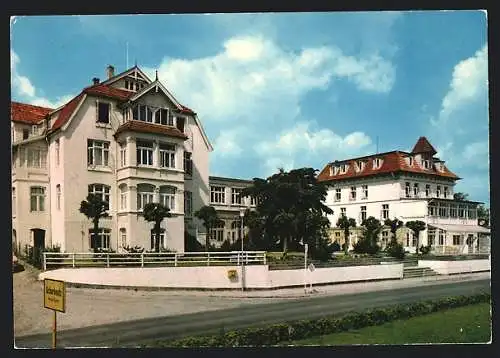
[237,252,240,266]
[263,252,266,265]
[174,253,178,267]
[43,252,46,271]
[107,253,110,268]
[141,253,144,268]
[207,252,210,266]
[72,253,75,268]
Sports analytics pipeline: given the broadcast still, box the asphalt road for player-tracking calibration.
[15,279,490,348]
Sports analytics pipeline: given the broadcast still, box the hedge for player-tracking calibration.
[146,292,490,347]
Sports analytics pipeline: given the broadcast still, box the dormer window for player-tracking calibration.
[423,159,430,169]
[373,158,382,169]
[408,156,414,166]
[356,160,364,172]
[32,125,38,136]
[340,164,349,174]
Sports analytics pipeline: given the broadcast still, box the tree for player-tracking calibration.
[353,216,382,255]
[453,192,469,201]
[194,205,224,250]
[384,218,404,241]
[143,203,172,252]
[336,215,357,255]
[241,167,333,253]
[477,205,490,227]
[243,208,266,250]
[79,193,109,252]
[405,220,427,255]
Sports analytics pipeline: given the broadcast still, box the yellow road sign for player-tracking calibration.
[44,279,66,313]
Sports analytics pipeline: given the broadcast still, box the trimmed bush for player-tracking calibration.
[149,292,490,347]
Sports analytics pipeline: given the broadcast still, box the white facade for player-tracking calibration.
[11,66,212,254]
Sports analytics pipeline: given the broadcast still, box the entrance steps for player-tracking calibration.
[403,266,439,279]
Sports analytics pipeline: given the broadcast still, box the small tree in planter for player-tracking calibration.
[143,203,172,253]
[336,216,357,255]
[405,220,427,255]
[79,193,109,252]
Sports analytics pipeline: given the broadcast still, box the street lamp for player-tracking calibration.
[299,239,308,294]
[240,209,245,291]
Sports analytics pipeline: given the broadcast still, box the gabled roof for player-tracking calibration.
[84,83,131,101]
[50,93,86,132]
[317,150,460,183]
[114,120,188,140]
[412,136,437,155]
[11,102,53,124]
[100,65,152,87]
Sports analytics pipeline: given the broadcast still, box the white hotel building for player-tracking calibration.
[11,65,216,253]
[317,137,490,254]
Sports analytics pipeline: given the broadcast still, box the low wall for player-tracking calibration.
[418,259,490,275]
[38,263,404,290]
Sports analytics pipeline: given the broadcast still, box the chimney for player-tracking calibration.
[92,77,100,85]
[106,65,115,79]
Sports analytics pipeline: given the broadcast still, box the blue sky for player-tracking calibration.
[10,12,489,206]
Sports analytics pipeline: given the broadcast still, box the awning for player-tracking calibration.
[429,223,490,234]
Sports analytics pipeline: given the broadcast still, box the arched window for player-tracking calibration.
[88,184,110,203]
[137,183,155,211]
[159,186,176,211]
[119,183,128,211]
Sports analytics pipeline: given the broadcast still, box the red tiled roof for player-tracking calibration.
[180,104,196,115]
[50,93,85,131]
[412,136,437,155]
[317,151,460,183]
[114,120,188,140]
[11,102,53,124]
[83,84,133,101]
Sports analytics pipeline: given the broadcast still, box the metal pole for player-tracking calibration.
[241,214,245,291]
[304,244,308,294]
[52,310,57,349]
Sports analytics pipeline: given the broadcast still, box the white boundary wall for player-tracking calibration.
[38,264,404,290]
[418,259,490,275]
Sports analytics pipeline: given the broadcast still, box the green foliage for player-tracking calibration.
[453,192,469,201]
[331,241,341,252]
[143,202,172,253]
[241,167,333,253]
[149,293,490,347]
[385,238,405,259]
[353,216,381,254]
[419,245,432,255]
[194,205,224,250]
[405,220,426,255]
[336,216,357,255]
[477,204,490,227]
[184,231,203,252]
[79,193,110,252]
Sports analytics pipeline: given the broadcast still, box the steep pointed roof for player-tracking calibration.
[411,136,437,155]
[11,102,53,124]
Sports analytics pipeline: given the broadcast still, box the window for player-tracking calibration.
[340,164,349,174]
[176,116,185,132]
[56,184,61,210]
[413,183,419,197]
[156,108,172,126]
[210,186,225,204]
[405,182,411,198]
[373,158,382,169]
[27,147,47,168]
[408,157,413,166]
[340,207,346,217]
[229,221,240,241]
[88,184,110,204]
[160,186,176,211]
[89,228,111,250]
[87,140,110,167]
[468,206,477,220]
[120,228,127,248]
[97,102,110,123]
[406,233,410,246]
[136,140,153,166]
[356,161,364,172]
[412,235,418,247]
[452,235,461,246]
[436,185,441,198]
[159,143,176,168]
[119,185,127,211]
[184,152,193,176]
[335,232,340,238]
[120,143,127,167]
[150,229,166,251]
[210,222,225,242]
[350,186,357,201]
[439,232,445,245]
[55,139,60,166]
[32,125,39,136]
[184,191,193,217]
[335,188,341,202]
[30,187,45,212]
[231,188,243,205]
[428,203,437,216]
[146,106,153,123]
[360,206,367,222]
[22,128,29,140]
[12,188,16,215]
[137,184,155,211]
[425,184,430,197]
[450,205,457,218]
[362,185,368,199]
[423,160,430,169]
[444,186,449,198]
[381,231,389,244]
[439,205,447,217]
[382,204,389,220]
[458,205,465,218]
[133,104,153,122]
[428,232,435,246]
[124,80,130,90]
[250,196,257,206]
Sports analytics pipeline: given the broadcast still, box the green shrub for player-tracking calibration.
[149,292,490,347]
[385,239,405,259]
[419,245,432,255]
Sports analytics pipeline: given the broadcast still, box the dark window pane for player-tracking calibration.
[98,103,110,123]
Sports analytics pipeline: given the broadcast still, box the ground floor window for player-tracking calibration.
[150,229,166,251]
[428,232,435,246]
[466,234,474,246]
[439,232,445,245]
[381,231,389,246]
[119,228,127,248]
[210,222,225,243]
[452,235,462,246]
[89,228,111,250]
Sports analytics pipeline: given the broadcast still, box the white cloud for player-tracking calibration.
[11,50,73,108]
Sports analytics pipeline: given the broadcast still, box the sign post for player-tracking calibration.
[44,279,66,349]
[308,263,315,293]
[304,244,308,294]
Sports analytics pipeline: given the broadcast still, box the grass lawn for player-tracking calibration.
[286,303,491,345]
